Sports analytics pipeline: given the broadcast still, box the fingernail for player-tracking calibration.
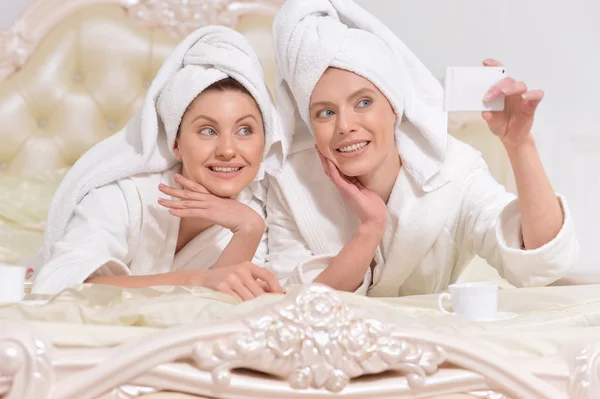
[522,93,529,100]
[484,92,494,101]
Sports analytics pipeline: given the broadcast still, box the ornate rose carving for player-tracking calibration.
[568,343,600,399]
[126,0,281,36]
[0,321,53,399]
[0,20,34,69]
[193,285,446,393]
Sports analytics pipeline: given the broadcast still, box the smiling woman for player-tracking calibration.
[31,27,283,300]
[265,0,578,297]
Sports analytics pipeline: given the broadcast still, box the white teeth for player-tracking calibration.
[338,141,369,153]
[210,167,241,172]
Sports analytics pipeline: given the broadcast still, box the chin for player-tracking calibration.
[335,157,378,177]
[203,182,243,198]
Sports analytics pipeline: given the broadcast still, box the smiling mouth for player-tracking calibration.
[208,166,243,173]
[336,141,370,153]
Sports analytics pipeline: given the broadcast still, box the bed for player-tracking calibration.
[1,0,599,398]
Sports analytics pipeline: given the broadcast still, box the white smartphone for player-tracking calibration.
[444,66,506,112]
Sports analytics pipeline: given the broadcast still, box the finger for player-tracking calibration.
[159,184,211,201]
[484,77,517,102]
[167,208,209,218]
[326,158,345,185]
[522,89,544,102]
[220,287,242,301]
[249,265,283,294]
[501,81,527,97]
[158,199,211,210]
[229,279,255,301]
[521,89,544,115]
[483,59,503,67]
[256,280,270,291]
[316,147,330,177]
[481,111,494,121]
[239,272,266,297]
[174,174,209,193]
[354,180,366,190]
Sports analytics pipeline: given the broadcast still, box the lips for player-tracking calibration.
[336,141,370,153]
[206,163,245,173]
[209,166,242,173]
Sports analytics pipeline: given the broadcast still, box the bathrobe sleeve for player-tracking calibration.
[247,195,269,267]
[32,182,132,295]
[265,176,371,294]
[456,157,578,287]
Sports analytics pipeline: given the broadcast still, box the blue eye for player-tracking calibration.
[317,109,335,118]
[199,128,216,136]
[357,99,372,108]
[238,126,252,136]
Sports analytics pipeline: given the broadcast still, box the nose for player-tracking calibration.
[336,108,358,135]
[215,135,236,160]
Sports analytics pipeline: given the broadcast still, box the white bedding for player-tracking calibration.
[2,283,600,359]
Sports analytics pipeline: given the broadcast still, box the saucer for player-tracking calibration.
[20,299,49,306]
[451,311,518,322]
[0,299,49,306]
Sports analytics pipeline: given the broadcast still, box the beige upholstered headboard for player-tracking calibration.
[0,0,283,177]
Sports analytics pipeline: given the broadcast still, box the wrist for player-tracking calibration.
[172,270,206,286]
[502,132,536,155]
[233,216,265,236]
[358,221,386,240]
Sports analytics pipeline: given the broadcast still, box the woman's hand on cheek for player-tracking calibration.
[316,148,387,232]
[482,59,543,150]
[158,174,264,235]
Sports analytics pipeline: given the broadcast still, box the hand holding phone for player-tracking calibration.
[444,66,506,112]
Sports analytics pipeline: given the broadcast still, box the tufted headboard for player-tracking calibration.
[0,0,283,177]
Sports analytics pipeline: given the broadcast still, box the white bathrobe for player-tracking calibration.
[32,167,267,295]
[266,136,578,297]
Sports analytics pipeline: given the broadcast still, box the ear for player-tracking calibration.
[173,138,182,161]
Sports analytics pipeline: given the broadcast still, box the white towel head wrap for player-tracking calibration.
[272,0,449,191]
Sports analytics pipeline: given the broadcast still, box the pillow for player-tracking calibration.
[0,168,68,263]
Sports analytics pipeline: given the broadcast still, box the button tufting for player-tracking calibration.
[107,121,116,130]
[73,74,82,83]
[38,119,46,128]
[0,162,6,171]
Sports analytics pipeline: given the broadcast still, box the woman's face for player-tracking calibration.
[309,68,397,177]
[174,89,264,198]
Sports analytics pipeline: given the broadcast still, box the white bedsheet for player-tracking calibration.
[1,284,600,359]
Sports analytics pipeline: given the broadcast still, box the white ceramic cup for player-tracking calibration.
[0,264,27,303]
[437,282,498,320]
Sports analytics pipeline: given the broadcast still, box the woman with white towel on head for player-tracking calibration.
[265,0,579,296]
[32,26,283,300]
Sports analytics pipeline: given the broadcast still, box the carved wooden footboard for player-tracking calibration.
[1,285,596,399]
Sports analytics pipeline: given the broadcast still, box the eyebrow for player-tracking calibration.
[190,115,218,125]
[190,114,258,125]
[234,114,258,124]
[310,87,377,109]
